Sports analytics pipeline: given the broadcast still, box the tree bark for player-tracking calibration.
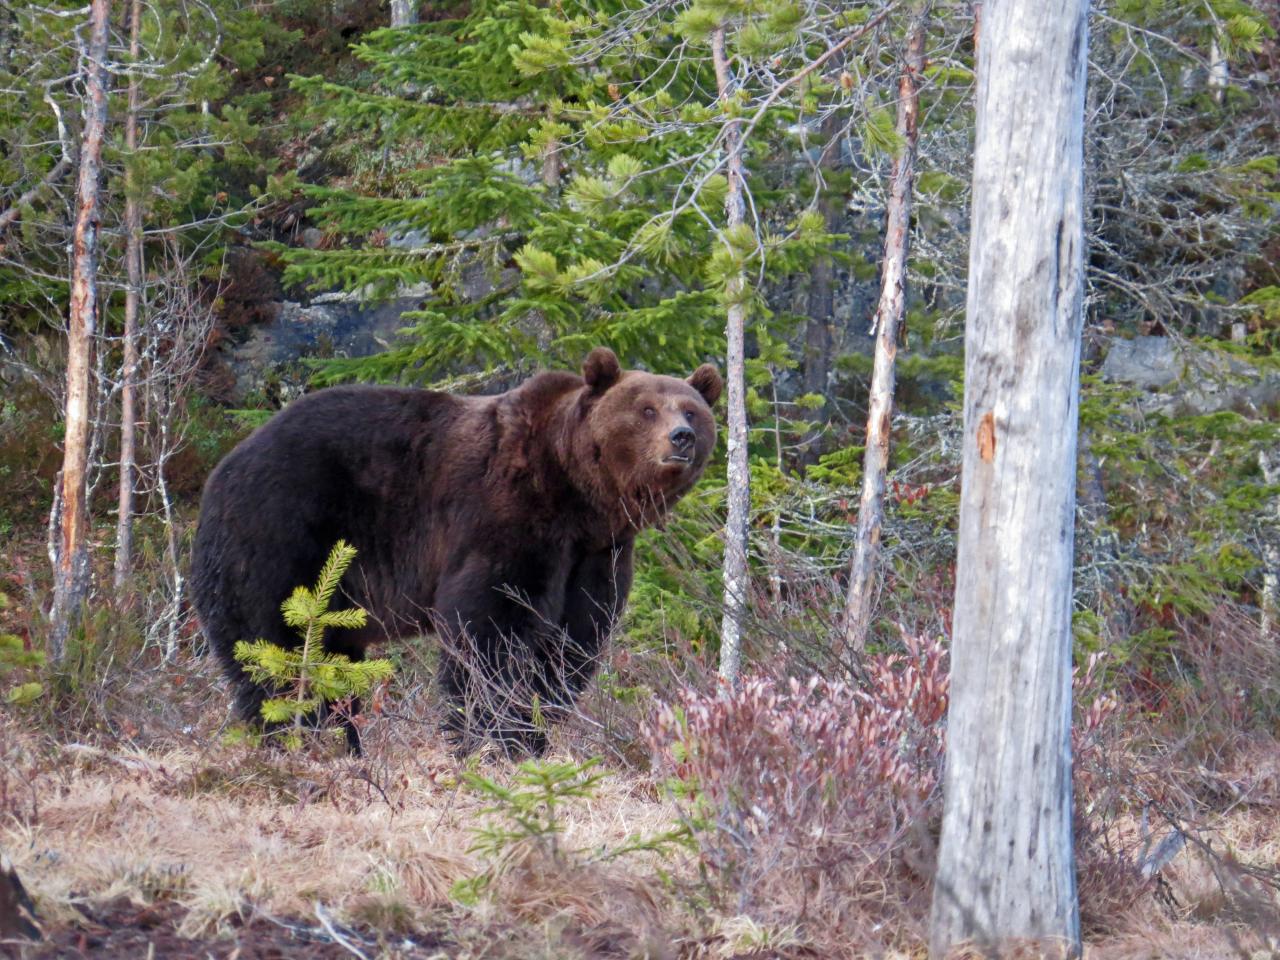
[798,113,841,466]
[390,0,417,27]
[841,10,926,656]
[114,0,142,592]
[541,136,561,192]
[1207,35,1227,105]
[1260,450,1279,638]
[49,0,112,660]
[713,25,750,686]
[929,0,1088,956]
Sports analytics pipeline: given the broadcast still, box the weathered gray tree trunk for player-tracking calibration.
[390,0,417,27]
[1207,35,1228,104]
[114,0,142,592]
[841,10,926,655]
[49,0,112,660]
[929,0,1088,956]
[1260,450,1279,638]
[713,24,750,685]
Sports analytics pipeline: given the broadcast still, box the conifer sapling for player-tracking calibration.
[233,540,393,748]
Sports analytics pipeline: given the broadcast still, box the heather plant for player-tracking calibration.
[645,633,950,936]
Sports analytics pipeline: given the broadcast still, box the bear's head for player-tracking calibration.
[573,347,722,528]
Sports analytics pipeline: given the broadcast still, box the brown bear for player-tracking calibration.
[190,348,721,754]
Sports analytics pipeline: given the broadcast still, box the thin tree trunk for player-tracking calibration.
[713,25,750,686]
[1208,35,1227,104]
[541,136,560,191]
[1260,449,1279,638]
[114,0,142,592]
[390,0,417,27]
[929,0,1088,956]
[50,0,112,661]
[841,10,927,656]
[798,113,841,466]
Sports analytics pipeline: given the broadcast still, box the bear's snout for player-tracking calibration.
[668,424,696,459]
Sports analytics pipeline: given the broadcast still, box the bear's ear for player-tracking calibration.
[582,347,621,395]
[688,364,723,406]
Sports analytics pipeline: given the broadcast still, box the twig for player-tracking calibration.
[313,901,369,960]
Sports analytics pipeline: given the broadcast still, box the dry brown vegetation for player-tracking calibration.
[2,574,1279,960]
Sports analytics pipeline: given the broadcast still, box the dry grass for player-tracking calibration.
[4,623,1280,960]
[0,715,683,938]
[0,631,693,958]
[2,554,1279,958]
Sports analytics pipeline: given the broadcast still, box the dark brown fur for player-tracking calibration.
[190,348,721,753]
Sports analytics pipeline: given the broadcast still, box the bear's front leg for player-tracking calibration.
[535,541,635,713]
[432,560,554,758]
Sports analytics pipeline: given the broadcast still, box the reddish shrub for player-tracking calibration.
[645,634,949,948]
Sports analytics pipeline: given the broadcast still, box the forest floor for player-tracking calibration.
[2,644,1280,960]
[2,531,1279,959]
[0,651,691,959]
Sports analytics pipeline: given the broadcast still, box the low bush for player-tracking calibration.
[646,634,949,952]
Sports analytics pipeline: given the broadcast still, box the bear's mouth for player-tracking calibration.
[662,453,692,465]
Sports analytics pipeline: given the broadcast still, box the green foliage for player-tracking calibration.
[1075,373,1279,673]
[267,0,892,384]
[450,757,690,905]
[0,0,272,335]
[233,541,393,749]
[0,632,45,707]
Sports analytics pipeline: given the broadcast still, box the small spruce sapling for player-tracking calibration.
[233,540,393,749]
[451,757,690,905]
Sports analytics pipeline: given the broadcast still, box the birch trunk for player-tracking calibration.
[1208,35,1228,104]
[841,12,926,655]
[390,0,417,27]
[713,25,750,686]
[50,0,112,660]
[114,0,142,592]
[929,0,1088,955]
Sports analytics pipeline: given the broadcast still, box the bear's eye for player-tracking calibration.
[643,407,656,420]
[683,410,695,423]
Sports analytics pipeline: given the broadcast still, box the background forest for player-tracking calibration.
[1,0,1279,956]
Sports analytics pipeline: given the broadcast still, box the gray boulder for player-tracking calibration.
[1100,335,1280,417]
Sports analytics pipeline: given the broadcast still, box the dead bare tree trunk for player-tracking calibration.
[841,10,927,656]
[1207,34,1228,104]
[1260,449,1279,638]
[49,0,112,660]
[929,0,1088,956]
[114,0,142,593]
[390,0,417,27]
[713,24,750,686]
[541,137,561,192]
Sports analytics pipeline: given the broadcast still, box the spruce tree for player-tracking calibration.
[234,541,394,750]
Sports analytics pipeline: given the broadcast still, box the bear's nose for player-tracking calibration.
[669,424,696,452]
